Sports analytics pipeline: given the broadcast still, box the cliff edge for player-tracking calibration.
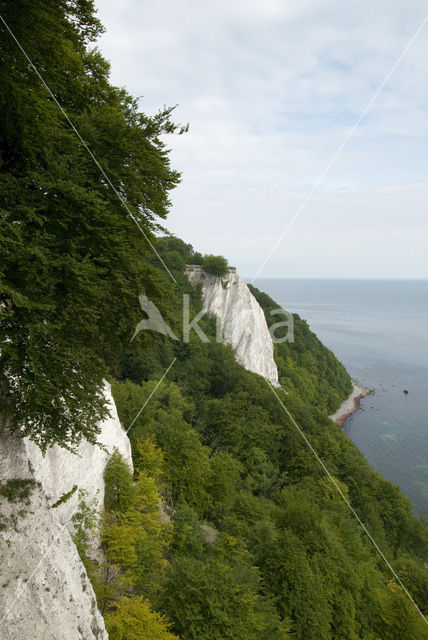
[186,266,279,386]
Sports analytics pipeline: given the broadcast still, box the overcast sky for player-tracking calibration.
[96,0,428,279]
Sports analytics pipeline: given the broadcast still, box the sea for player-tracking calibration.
[251,278,428,516]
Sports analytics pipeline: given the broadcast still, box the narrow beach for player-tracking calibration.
[329,381,371,427]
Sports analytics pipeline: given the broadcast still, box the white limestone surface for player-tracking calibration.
[24,381,133,524]
[0,382,132,639]
[186,266,279,386]
[0,430,108,640]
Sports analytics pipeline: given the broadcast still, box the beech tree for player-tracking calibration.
[0,0,183,449]
[105,596,179,640]
[201,254,228,277]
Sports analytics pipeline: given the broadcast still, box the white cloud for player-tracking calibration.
[95,0,428,278]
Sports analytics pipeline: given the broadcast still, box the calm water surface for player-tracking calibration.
[252,278,428,514]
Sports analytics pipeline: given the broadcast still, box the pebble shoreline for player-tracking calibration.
[329,382,372,427]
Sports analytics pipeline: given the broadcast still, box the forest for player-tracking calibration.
[1,2,428,638]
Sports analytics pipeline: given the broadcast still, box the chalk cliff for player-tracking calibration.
[24,382,133,525]
[186,266,279,386]
[0,382,132,640]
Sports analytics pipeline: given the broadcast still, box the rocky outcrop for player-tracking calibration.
[186,266,279,386]
[0,465,108,640]
[0,382,132,640]
[24,382,133,525]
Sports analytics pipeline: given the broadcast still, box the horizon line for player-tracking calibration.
[246,276,428,281]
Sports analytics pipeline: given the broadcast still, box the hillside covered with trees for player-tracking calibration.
[1,2,428,639]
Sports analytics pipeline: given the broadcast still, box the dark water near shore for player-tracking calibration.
[251,278,428,515]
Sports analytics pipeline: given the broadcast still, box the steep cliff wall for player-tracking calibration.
[0,383,132,640]
[186,266,279,386]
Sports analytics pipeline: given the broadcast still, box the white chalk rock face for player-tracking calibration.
[0,382,132,639]
[186,266,279,386]
[24,381,133,524]
[0,432,108,640]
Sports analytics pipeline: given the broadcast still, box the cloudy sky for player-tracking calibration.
[96,0,428,279]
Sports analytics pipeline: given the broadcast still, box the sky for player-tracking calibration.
[95,0,428,279]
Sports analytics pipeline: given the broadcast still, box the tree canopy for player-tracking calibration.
[201,254,229,277]
[0,0,183,449]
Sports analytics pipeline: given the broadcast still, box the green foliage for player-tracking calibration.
[372,582,428,639]
[114,236,212,384]
[158,239,229,277]
[105,596,179,640]
[201,254,229,277]
[104,450,136,514]
[135,436,165,480]
[72,490,99,546]
[155,236,196,266]
[71,489,101,591]
[132,439,173,596]
[51,484,78,508]
[162,554,286,640]
[111,379,212,514]
[0,0,183,450]
[171,505,205,556]
[75,447,172,615]
[207,452,242,521]
[0,478,36,503]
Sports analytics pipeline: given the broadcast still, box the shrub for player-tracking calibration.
[0,479,36,503]
[201,255,228,277]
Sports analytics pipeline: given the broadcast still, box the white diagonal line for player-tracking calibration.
[266,380,428,625]
[125,357,176,434]
[0,358,176,626]
[0,14,177,284]
[251,13,428,283]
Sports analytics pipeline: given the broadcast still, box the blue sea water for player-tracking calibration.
[251,278,428,515]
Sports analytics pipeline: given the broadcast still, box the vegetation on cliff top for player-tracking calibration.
[200,254,229,277]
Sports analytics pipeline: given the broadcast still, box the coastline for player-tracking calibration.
[329,381,371,428]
